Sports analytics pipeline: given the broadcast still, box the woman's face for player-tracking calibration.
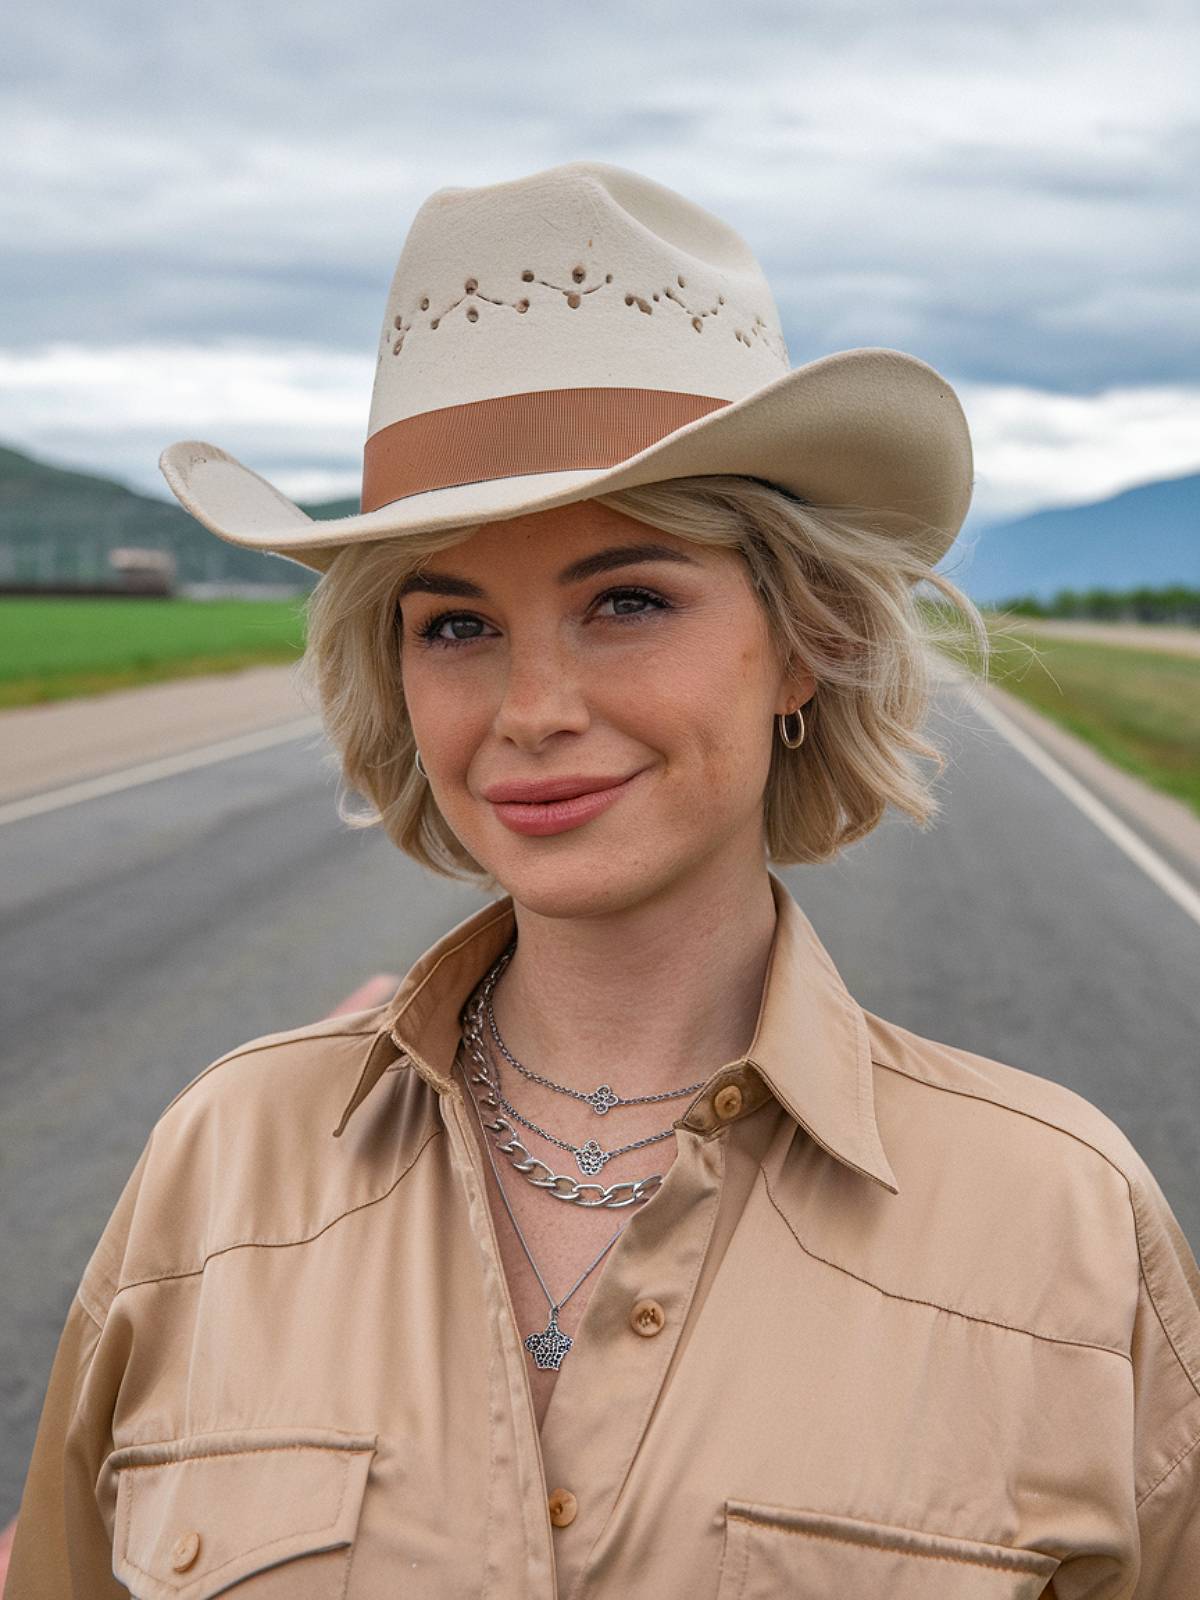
[397,498,814,916]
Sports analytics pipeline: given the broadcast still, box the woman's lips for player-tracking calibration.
[489,769,646,836]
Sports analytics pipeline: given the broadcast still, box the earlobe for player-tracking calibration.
[779,676,816,720]
[777,653,816,716]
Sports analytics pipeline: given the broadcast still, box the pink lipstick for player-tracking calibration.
[488,769,646,836]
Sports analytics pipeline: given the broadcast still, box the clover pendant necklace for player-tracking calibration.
[472,945,694,1178]
[483,939,706,1119]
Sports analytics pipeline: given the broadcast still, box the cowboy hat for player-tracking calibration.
[158,160,974,576]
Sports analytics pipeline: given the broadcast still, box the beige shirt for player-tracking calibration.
[7,870,1200,1599]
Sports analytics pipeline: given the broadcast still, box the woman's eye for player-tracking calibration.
[600,588,668,619]
[415,613,489,647]
[412,586,671,649]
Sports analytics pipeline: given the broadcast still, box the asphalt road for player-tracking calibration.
[2,685,1199,1524]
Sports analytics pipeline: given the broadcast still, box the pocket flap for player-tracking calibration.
[109,1425,377,1599]
[720,1499,1061,1599]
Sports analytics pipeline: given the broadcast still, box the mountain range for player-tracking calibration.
[0,441,1195,603]
[945,469,1199,604]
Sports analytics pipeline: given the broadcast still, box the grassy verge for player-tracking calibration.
[0,597,307,708]
[942,613,1200,820]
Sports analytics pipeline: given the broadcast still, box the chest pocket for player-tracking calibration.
[108,1426,376,1599]
[717,1499,1061,1600]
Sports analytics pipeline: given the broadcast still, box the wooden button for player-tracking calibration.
[630,1298,666,1336]
[548,1487,578,1527]
[714,1083,744,1120]
[169,1530,201,1572]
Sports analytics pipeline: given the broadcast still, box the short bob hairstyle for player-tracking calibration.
[296,474,994,893]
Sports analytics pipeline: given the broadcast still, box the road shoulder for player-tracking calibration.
[0,664,313,803]
[956,667,1200,886]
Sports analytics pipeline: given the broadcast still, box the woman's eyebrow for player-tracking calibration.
[396,543,701,601]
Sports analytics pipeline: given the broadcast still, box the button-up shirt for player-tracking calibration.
[7,870,1200,1598]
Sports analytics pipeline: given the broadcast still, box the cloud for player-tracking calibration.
[0,342,373,504]
[959,380,1200,520]
[1,0,1197,512]
[3,341,1198,524]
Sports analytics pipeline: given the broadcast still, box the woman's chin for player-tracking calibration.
[487,834,689,923]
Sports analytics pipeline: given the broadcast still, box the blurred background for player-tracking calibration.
[1,0,1198,1546]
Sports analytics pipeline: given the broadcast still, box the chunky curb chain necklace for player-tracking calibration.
[461,987,666,1208]
[476,940,699,1176]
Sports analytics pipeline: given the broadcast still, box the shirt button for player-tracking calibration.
[170,1530,201,1572]
[548,1488,578,1527]
[630,1298,666,1336]
[713,1083,743,1120]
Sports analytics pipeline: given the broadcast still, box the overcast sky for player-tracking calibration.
[2,0,1197,529]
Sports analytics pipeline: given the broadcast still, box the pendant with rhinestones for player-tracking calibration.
[587,1084,619,1114]
[524,1308,573,1370]
[575,1138,610,1176]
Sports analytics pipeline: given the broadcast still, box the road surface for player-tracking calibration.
[1,667,1198,1529]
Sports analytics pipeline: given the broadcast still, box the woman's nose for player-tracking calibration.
[490,634,591,744]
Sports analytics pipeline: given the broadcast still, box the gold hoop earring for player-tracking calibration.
[777,706,806,749]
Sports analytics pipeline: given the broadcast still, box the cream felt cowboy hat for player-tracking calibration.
[158,159,974,576]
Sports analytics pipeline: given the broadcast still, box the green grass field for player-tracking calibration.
[0,597,307,707]
[2,595,1197,823]
[955,618,1200,819]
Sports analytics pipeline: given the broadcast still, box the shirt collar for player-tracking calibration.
[332,869,899,1195]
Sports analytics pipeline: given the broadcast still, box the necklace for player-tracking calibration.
[484,938,707,1114]
[462,985,666,1208]
[477,1013,677,1175]
[456,1046,628,1370]
[468,942,694,1179]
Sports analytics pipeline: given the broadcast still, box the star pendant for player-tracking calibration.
[524,1309,573,1370]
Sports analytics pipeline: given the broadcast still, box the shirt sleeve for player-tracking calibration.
[1124,1156,1200,1599]
[3,1134,156,1600]
[1131,1440,1200,1599]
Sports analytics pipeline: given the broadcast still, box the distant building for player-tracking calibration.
[108,548,177,596]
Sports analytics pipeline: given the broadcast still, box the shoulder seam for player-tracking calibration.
[874,1052,1200,1399]
[110,1122,442,1297]
[159,1022,384,1119]
[759,1159,1130,1363]
[872,1052,1136,1188]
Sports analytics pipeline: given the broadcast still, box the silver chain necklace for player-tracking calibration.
[455,1047,628,1370]
[484,938,707,1116]
[474,941,693,1176]
[461,986,666,1208]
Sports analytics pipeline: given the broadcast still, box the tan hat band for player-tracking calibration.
[360,386,732,513]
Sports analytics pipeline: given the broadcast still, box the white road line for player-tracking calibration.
[952,679,1200,929]
[0,717,324,827]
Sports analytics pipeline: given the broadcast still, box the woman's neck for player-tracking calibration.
[488,857,780,1099]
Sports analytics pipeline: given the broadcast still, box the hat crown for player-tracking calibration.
[368,161,791,438]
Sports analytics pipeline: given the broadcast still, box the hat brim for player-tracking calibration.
[158,347,973,576]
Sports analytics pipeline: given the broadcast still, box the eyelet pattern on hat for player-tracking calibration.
[389,261,788,363]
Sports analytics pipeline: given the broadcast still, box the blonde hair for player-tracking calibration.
[295,475,995,890]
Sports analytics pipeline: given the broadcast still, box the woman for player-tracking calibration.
[8,161,1198,1598]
